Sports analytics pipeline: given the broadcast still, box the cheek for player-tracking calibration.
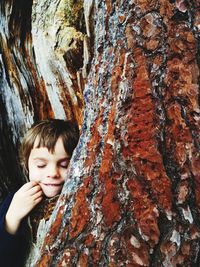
[60,169,68,181]
[28,167,42,182]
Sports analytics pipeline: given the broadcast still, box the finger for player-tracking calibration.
[19,181,38,192]
[33,196,43,205]
[32,190,43,200]
[28,185,43,196]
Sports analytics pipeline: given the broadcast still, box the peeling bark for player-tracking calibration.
[0,0,200,266]
[0,0,85,198]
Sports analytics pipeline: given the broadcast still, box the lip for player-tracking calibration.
[41,183,64,187]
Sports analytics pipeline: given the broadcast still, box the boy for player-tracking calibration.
[0,119,79,267]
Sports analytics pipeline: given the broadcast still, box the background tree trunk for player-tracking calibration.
[0,0,85,201]
[1,0,200,266]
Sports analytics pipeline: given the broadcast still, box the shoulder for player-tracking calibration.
[0,192,15,217]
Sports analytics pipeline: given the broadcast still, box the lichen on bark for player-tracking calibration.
[64,0,85,30]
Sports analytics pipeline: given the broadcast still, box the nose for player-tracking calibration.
[47,164,60,178]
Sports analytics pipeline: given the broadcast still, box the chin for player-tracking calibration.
[42,188,61,198]
[41,184,62,198]
[43,190,60,198]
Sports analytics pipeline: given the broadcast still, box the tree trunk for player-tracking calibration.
[0,0,85,200]
[1,0,200,266]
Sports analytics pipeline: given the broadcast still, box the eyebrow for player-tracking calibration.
[33,158,47,161]
[33,157,71,161]
[58,157,71,162]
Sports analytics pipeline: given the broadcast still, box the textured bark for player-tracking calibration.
[0,0,85,201]
[1,0,200,266]
[34,1,200,266]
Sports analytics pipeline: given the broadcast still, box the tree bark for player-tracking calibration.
[1,0,200,266]
[34,0,200,266]
[0,0,85,200]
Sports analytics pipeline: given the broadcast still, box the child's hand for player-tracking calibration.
[5,181,43,235]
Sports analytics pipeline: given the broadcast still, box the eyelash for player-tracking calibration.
[37,165,46,168]
[60,163,69,168]
[36,164,68,169]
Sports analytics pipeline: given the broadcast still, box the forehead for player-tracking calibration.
[31,137,69,158]
[33,134,54,148]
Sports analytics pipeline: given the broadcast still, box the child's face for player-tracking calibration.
[28,137,70,198]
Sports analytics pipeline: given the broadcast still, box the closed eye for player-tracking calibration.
[59,163,69,168]
[37,165,46,168]
[59,160,70,168]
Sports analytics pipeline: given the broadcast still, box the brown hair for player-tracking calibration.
[20,119,79,172]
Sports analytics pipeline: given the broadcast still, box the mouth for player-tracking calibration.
[41,183,64,187]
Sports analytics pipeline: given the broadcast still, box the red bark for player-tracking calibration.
[35,1,200,266]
